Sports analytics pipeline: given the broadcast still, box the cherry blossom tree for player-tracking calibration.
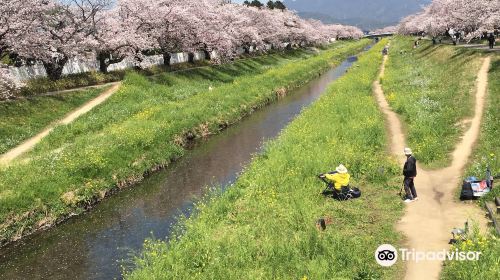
[0,0,40,59]
[398,0,500,42]
[183,1,237,61]
[92,0,162,72]
[371,26,397,35]
[0,67,23,100]
[6,0,111,80]
[2,0,365,80]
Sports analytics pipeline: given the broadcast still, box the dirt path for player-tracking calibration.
[460,44,500,53]
[0,82,121,165]
[374,53,490,279]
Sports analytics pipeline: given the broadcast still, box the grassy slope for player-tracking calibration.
[126,40,405,280]
[24,51,313,152]
[464,55,500,199]
[0,87,108,154]
[383,36,485,167]
[441,54,500,280]
[0,40,371,245]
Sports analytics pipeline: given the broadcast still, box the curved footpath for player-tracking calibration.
[0,82,121,166]
[374,52,490,279]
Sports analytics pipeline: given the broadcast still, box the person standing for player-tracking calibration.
[488,33,496,49]
[403,148,418,203]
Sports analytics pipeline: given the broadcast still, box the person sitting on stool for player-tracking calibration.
[320,164,350,194]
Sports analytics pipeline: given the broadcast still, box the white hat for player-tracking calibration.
[336,164,348,174]
[404,148,412,155]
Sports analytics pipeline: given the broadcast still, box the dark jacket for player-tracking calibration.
[403,155,417,177]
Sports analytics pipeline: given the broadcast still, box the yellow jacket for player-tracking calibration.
[325,173,350,190]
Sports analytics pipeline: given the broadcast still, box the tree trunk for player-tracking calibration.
[188,52,195,63]
[0,46,5,60]
[163,53,171,66]
[97,54,109,73]
[203,50,211,60]
[99,52,125,73]
[43,57,68,81]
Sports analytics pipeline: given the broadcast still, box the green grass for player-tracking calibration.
[0,87,108,154]
[0,40,372,246]
[383,36,486,167]
[125,39,405,280]
[23,50,317,152]
[441,227,500,280]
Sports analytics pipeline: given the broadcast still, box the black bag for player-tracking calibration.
[350,187,361,198]
[460,181,474,200]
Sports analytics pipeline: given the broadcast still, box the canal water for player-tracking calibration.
[0,55,361,280]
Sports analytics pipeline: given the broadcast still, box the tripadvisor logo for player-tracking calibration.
[375,244,398,267]
[375,244,482,267]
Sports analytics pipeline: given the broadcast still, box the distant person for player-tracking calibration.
[403,148,418,203]
[448,28,456,45]
[488,33,496,49]
[455,31,461,44]
[382,46,389,55]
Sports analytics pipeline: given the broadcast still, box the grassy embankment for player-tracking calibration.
[440,53,500,280]
[126,40,405,279]
[0,49,309,156]
[0,87,110,154]
[0,49,313,152]
[383,36,486,167]
[0,40,371,245]
[462,55,500,199]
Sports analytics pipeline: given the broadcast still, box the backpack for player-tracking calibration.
[350,187,361,198]
[460,181,474,200]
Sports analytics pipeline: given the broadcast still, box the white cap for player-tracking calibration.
[336,164,348,174]
[404,148,412,155]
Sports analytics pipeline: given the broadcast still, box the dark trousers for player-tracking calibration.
[404,177,417,200]
[489,42,494,49]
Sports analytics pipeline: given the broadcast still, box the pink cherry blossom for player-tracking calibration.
[3,0,365,79]
[398,0,500,42]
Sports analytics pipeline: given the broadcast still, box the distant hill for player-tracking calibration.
[285,0,431,29]
[297,12,399,30]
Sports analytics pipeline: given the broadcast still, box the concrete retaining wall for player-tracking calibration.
[7,51,208,82]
